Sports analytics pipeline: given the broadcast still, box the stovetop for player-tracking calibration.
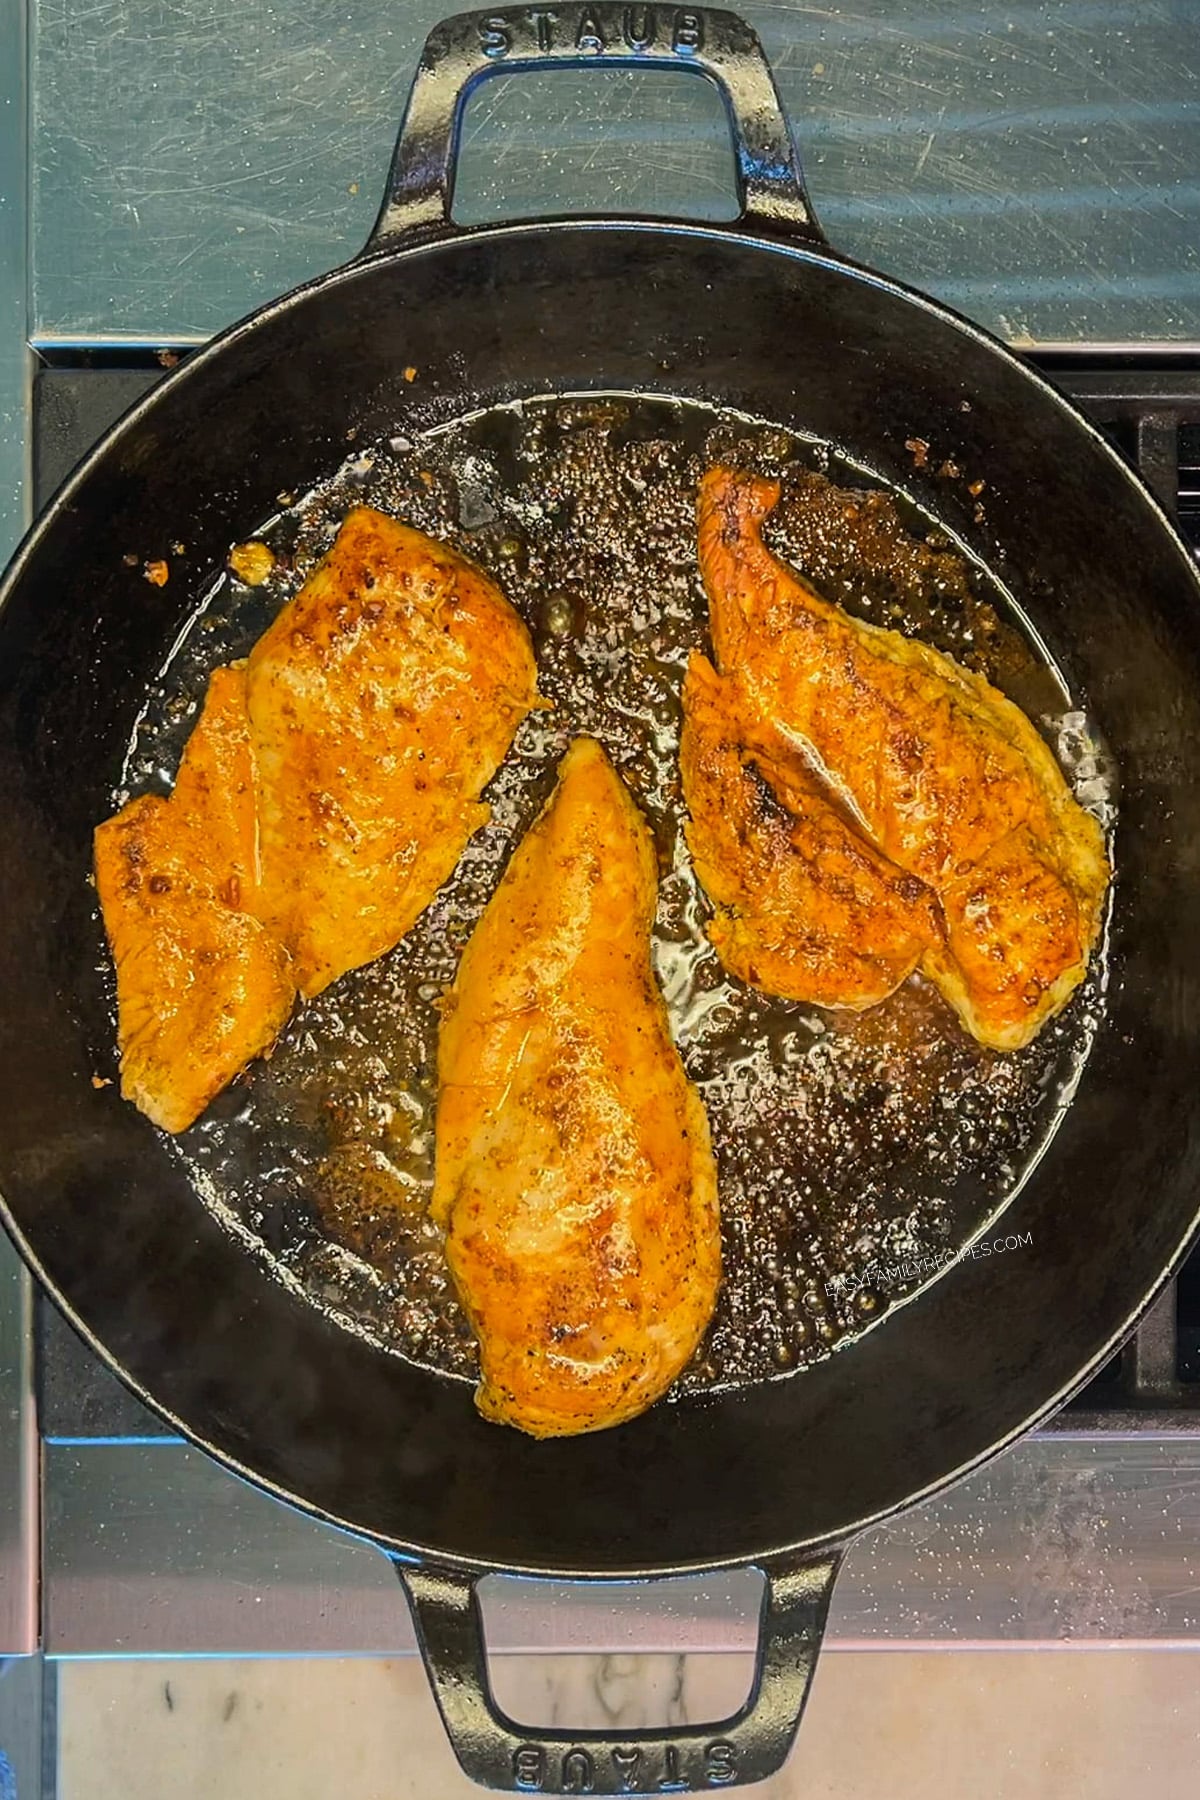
[6,0,1200,1668]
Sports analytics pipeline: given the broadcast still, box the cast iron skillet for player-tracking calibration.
[3,8,1200,1792]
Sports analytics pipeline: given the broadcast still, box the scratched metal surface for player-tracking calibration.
[0,0,37,1665]
[0,0,27,550]
[30,0,1200,348]
[40,1437,1200,1653]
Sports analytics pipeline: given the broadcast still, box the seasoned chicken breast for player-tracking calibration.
[247,506,539,997]
[97,508,538,1130]
[695,466,1109,1050]
[682,654,941,1010]
[432,737,720,1438]
[93,664,295,1134]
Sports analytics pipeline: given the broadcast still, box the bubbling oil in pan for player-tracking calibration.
[119,394,1114,1398]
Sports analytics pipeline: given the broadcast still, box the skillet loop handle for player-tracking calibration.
[367,4,822,251]
[396,1550,840,1794]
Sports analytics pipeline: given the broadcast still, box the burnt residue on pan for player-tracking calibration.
[109,395,1113,1395]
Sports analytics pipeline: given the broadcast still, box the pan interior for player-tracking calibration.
[100,391,1113,1400]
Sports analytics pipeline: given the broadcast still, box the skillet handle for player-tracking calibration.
[395,1549,841,1793]
[367,4,823,251]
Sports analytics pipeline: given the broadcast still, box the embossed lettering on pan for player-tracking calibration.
[476,4,705,57]
[510,1739,740,1792]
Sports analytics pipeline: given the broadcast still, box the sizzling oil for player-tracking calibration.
[115,395,1112,1395]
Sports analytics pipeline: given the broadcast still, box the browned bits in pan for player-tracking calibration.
[228,541,276,586]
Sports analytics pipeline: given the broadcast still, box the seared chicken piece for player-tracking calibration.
[697,466,1109,1050]
[97,507,536,1130]
[432,737,720,1438]
[247,506,539,998]
[94,665,295,1134]
[681,654,941,1009]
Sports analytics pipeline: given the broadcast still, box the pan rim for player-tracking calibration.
[7,1180,1200,1578]
[6,215,1200,621]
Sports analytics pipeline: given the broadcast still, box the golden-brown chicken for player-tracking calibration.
[681,654,941,1010]
[696,466,1109,1050]
[432,737,720,1438]
[94,665,296,1134]
[247,506,539,998]
[97,508,538,1131]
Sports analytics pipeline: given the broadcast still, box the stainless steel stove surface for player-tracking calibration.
[4,0,1200,1674]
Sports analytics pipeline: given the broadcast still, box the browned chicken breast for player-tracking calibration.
[694,466,1109,1050]
[432,737,720,1437]
[247,506,540,998]
[682,653,941,1010]
[97,508,538,1130]
[93,664,295,1134]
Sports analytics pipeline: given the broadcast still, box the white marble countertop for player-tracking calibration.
[57,1647,1200,1800]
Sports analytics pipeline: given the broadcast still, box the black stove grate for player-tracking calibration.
[30,351,1200,1443]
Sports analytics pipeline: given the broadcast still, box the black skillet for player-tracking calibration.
[3,8,1200,1793]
